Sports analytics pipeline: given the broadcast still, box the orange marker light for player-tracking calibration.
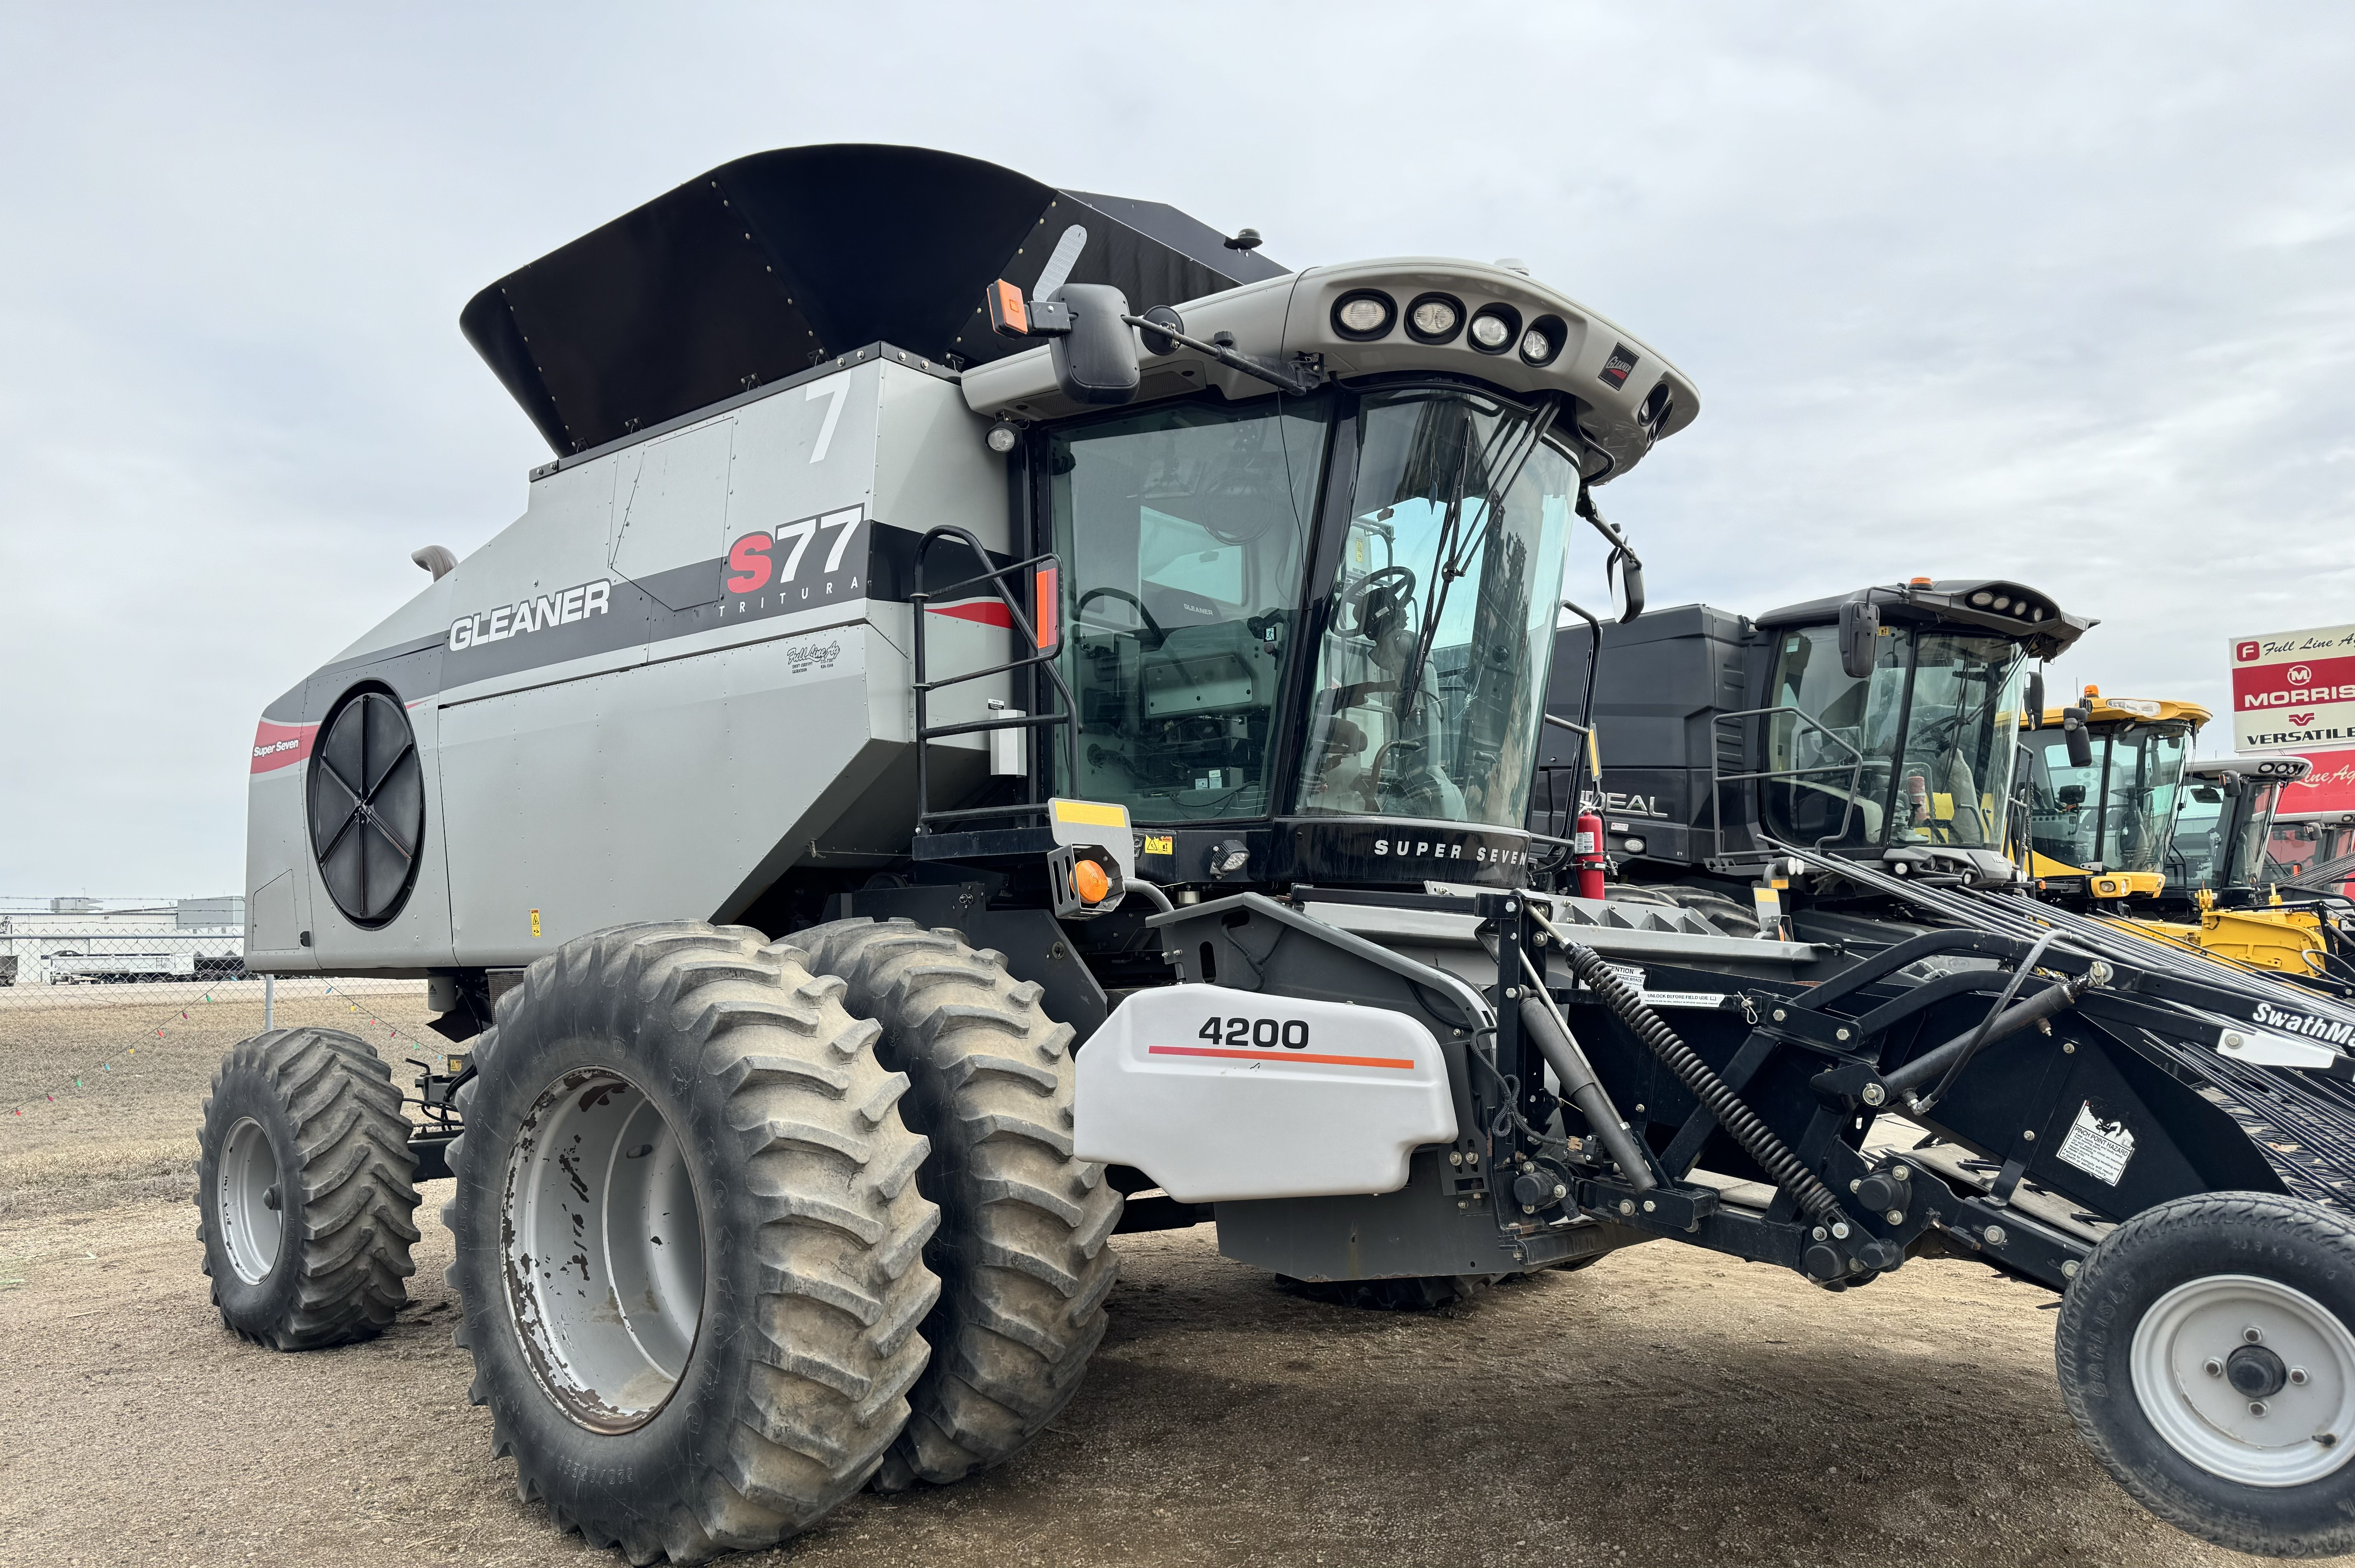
[1910,575,1934,586]
[1033,564,1060,651]
[1072,859,1111,905]
[986,279,1030,339]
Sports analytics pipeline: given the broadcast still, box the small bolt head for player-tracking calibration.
[1887,1209,1906,1224]
[1984,1225,2007,1246]
[1643,1199,1657,1213]
[1812,1227,1829,1242]
[2206,1359,2226,1377]
[1553,1183,1567,1199]
[1773,1008,1788,1021]
[2062,1042,2075,1054]
[1619,1199,1636,1216]
[2245,1326,2266,1345]
[1861,1084,1887,1106]
[1831,1222,1851,1240]
[2022,1130,2036,1141]
[2061,1259,2079,1279]
[2292,1367,2312,1386]
[1892,1165,1911,1181]
[1449,1151,1464,1167]
[1850,1178,1862,1194]
[1523,1204,1536,1215]
[2251,1401,2270,1418]
[1836,1026,1852,1041]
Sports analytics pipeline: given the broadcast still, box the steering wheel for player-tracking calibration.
[1338,565,1417,635]
[1074,587,1168,651]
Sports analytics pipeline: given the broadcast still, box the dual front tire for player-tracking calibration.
[440,919,1115,1563]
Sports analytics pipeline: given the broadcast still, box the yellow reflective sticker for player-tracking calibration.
[530,908,542,937]
[1143,834,1174,857]
[1052,798,1128,828]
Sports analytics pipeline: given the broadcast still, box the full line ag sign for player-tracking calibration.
[2231,621,2355,753]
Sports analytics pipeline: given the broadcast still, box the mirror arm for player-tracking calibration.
[1577,484,1645,622]
[1119,314,1322,396]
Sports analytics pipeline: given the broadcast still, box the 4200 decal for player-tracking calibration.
[1200,1016,1313,1049]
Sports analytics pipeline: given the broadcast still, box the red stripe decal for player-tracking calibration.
[1147,1045,1416,1070]
[250,719,317,775]
[928,600,1014,629]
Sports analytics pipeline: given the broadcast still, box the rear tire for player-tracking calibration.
[195,1027,421,1349]
[2057,1191,2355,1558]
[793,918,1121,1490]
[443,922,942,1564]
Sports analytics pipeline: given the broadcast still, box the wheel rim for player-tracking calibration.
[503,1068,705,1433]
[216,1116,284,1284]
[2130,1272,2355,1486]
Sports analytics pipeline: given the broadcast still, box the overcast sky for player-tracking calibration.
[3,2,2350,896]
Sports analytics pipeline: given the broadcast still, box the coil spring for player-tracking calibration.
[1561,941,1848,1229]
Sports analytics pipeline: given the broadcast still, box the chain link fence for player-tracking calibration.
[0,915,447,1215]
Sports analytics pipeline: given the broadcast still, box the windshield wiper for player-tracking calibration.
[1391,399,1561,725]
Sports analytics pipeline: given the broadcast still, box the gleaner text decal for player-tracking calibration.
[449,578,613,651]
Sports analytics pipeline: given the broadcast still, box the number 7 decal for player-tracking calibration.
[806,380,848,463]
[818,507,863,573]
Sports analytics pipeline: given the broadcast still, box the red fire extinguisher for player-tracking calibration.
[1574,811,1608,901]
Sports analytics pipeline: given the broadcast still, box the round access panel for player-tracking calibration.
[306,690,424,927]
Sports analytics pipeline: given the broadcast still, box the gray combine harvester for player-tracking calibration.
[197,144,2355,1563]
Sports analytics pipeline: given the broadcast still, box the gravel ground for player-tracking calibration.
[0,995,2336,1568]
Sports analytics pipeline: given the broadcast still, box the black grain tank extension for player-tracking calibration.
[461,144,1289,457]
[1537,605,1760,870]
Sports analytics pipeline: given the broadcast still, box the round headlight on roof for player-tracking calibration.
[1468,305,1519,352]
[1991,595,2011,611]
[1970,590,1993,606]
[1518,313,1567,367]
[1331,290,1397,341]
[1405,293,1464,343]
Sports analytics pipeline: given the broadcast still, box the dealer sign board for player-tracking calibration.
[2278,751,2355,820]
[2231,622,2355,753]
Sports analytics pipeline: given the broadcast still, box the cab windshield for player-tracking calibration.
[2168,777,2287,894]
[1758,626,2029,851]
[1294,389,1575,828]
[2024,722,2193,876]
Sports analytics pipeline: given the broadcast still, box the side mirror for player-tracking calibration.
[2023,671,2045,730]
[2062,705,2094,770]
[1048,283,1139,406]
[1838,599,1881,680]
[1609,551,1646,623]
[985,277,1140,407]
[2058,784,2088,807]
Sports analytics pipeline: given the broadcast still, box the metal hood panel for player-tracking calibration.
[462,144,1287,456]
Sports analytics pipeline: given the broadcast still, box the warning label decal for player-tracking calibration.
[2056,1101,2135,1186]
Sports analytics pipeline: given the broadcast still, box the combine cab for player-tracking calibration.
[2137,755,2355,990]
[2019,688,2209,906]
[198,145,2355,1564]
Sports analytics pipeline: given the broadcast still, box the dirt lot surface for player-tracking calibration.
[1,994,2338,1568]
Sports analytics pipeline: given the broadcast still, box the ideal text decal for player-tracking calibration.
[449,578,613,652]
